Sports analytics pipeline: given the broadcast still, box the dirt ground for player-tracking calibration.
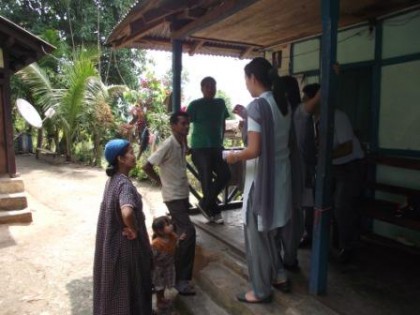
[0,155,168,315]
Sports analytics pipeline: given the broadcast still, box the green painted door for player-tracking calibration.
[336,66,373,148]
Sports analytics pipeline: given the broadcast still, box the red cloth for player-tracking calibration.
[151,232,177,256]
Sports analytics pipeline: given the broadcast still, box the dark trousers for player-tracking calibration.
[165,198,196,282]
[304,206,314,239]
[191,148,231,216]
[139,127,149,152]
[332,160,364,250]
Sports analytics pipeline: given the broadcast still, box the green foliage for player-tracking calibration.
[0,0,145,88]
[118,73,172,143]
[17,47,122,162]
[6,0,173,167]
[56,47,99,159]
[216,89,234,118]
[129,158,148,181]
[74,140,94,164]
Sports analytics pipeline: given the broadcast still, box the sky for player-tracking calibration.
[146,50,253,108]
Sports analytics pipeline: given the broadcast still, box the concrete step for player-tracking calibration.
[191,217,339,315]
[175,284,231,315]
[0,192,28,210]
[197,261,339,315]
[0,207,32,224]
[0,177,25,194]
[197,261,283,315]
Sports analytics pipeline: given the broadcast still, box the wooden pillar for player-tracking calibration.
[171,39,182,112]
[0,82,6,175]
[0,50,17,177]
[309,0,339,295]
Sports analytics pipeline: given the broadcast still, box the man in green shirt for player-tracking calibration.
[187,77,231,224]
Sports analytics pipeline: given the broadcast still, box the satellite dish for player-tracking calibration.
[16,99,43,129]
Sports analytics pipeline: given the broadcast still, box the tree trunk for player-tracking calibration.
[93,131,102,167]
[36,128,43,159]
[65,133,72,162]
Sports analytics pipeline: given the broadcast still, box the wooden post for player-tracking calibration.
[309,0,339,295]
[171,39,182,112]
[1,50,17,177]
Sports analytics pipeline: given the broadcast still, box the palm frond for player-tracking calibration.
[16,63,55,111]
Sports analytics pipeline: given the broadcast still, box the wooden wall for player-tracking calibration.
[0,84,6,175]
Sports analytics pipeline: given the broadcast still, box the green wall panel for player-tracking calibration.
[383,10,420,59]
[373,165,420,245]
[292,38,320,73]
[337,26,375,64]
[376,164,420,191]
[379,60,420,150]
[373,221,420,247]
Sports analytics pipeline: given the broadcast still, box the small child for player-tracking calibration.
[151,216,185,310]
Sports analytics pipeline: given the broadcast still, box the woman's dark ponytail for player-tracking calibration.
[269,70,288,116]
[106,164,117,177]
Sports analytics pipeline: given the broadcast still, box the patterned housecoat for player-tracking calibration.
[151,233,177,290]
[93,173,152,315]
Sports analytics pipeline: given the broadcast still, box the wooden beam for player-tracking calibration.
[0,21,54,54]
[171,0,260,39]
[129,37,261,58]
[136,0,194,23]
[188,40,205,56]
[108,0,196,44]
[122,1,202,49]
[5,36,15,48]
[111,36,129,49]
[191,35,263,50]
[239,47,254,59]
[118,19,165,48]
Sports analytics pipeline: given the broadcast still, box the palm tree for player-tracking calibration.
[17,47,124,162]
[16,62,60,157]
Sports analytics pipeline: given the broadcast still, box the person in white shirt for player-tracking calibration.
[300,83,364,263]
[142,111,196,296]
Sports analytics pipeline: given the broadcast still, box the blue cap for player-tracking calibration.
[104,139,130,165]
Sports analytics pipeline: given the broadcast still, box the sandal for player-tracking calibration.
[236,291,273,304]
[272,279,291,293]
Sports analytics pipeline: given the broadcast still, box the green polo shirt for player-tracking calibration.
[187,97,229,149]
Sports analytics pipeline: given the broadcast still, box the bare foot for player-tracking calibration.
[244,290,259,302]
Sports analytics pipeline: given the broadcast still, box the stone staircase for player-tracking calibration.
[0,177,32,224]
[176,218,338,315]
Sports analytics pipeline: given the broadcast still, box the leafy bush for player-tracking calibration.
[74,140,94,164]
[129,149,153,180]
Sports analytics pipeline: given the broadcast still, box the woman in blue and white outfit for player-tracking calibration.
[226,57,293,303]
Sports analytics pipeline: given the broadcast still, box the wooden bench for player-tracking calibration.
[361,155,420,231]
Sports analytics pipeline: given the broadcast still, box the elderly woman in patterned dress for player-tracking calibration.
[93,139,153,315]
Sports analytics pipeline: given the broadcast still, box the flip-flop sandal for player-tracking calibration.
[236,292,273,304]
